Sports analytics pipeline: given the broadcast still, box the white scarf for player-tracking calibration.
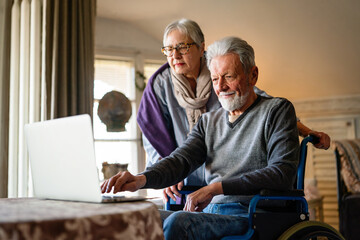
[171,57,212,132]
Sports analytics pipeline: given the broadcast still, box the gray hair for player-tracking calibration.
[163,19,204,47]
[206,36,255,74]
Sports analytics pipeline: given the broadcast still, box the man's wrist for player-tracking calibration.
[209,182,223,196]
[136,174,147,189]
[297,122,311,137]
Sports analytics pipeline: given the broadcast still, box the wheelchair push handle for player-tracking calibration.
[302,134,320,146]
[298,135,319,190]
[308,134,320,145]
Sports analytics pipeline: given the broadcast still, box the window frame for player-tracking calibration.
[93,56,140,179]
[93,51,165,197]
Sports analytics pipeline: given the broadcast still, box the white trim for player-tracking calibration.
[95,46,163,62]
[95,54,135,62]
[144,59,166,65]
[293,94,360,118]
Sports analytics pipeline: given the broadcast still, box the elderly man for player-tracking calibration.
[102,36,300,239]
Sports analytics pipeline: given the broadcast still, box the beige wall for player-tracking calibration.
[95,17,163,60]
[96,1,360,103]
[238,2,360,102]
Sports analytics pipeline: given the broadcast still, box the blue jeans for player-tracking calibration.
[160,203,249,240]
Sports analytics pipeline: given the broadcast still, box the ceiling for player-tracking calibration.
[96,0,360,101]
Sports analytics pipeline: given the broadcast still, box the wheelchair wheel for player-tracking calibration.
[277,221,345,240]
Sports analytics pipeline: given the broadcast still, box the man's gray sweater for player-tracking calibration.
[143,95,300,204]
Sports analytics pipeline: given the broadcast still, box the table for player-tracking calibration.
[0,198,164,240]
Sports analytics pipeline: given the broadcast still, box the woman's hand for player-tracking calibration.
[162,181,184,204]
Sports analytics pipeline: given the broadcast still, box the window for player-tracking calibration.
[93,58,164,193]
[144,61,164,84]
[93,59,137,180]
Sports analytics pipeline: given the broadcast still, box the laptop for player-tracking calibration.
[24,114,147,203]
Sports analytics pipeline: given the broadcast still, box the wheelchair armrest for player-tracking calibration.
[260,189,305,197]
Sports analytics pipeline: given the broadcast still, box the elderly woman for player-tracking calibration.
[137,19,219,202]
[137,19,330,202]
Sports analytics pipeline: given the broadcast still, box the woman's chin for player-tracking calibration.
[171,64,186,72]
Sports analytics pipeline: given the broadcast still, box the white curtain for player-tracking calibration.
[7,0,96,198]
[8,0,42,197]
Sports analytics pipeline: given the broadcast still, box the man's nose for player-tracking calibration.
[218,77,228,90]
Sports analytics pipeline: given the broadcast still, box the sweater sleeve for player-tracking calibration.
[222,99,300,195]
[141,118,207,189]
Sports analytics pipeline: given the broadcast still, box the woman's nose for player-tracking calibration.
[172,49,182,59]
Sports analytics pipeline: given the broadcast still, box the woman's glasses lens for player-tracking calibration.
[161,43,195,57]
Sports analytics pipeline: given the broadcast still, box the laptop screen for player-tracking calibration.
[25,114,103,203]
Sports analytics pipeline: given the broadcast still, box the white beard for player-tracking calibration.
[218,91,249,112]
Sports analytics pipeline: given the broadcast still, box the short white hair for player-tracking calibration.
[206,36,255,73]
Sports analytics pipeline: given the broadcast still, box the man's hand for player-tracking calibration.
[162,181,184,204]
[101,171,146,194]
[184,182,223,212]
[309,130,331,150]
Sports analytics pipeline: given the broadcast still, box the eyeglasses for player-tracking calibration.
[161,42,197,57]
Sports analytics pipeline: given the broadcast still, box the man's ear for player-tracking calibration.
[249,66,258,86]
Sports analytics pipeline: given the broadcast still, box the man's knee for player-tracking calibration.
[163,211,191,239]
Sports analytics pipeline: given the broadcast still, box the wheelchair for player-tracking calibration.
[165,136,345,240]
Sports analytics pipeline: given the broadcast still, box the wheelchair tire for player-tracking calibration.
[277,221,345,240]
